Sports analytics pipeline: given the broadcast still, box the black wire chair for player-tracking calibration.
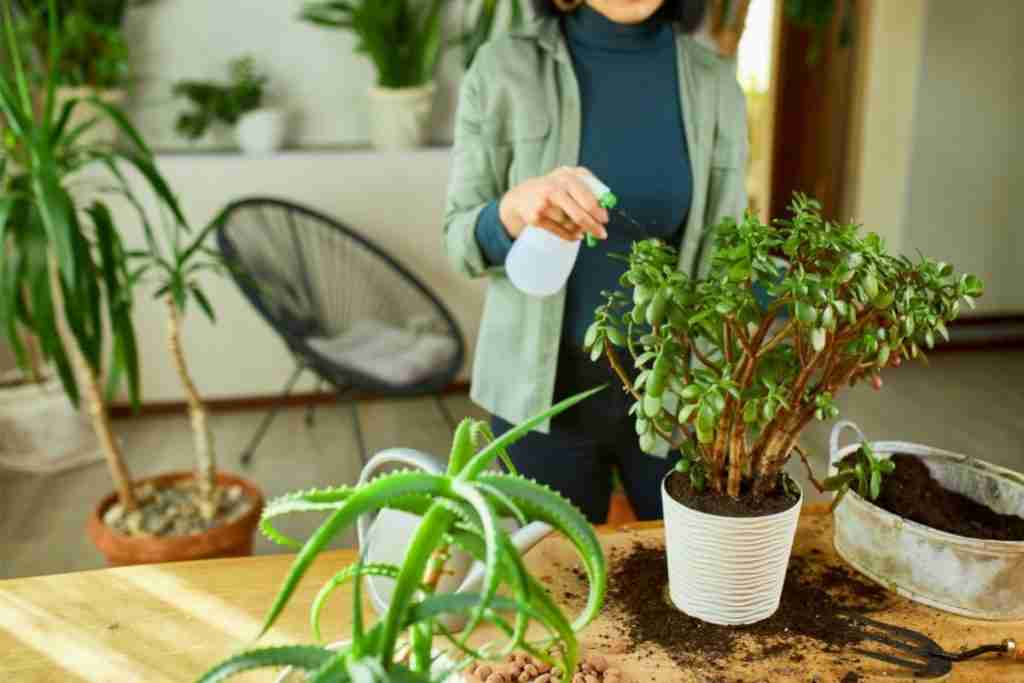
[216,197,465,465]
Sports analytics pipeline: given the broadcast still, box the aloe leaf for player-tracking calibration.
[446,418,474,475]
[195,646,335,683]
[461,386,604,479]
[474,481,527,526]
[311,563,401,642]
[447,481,502,638]
[476,474,606,632]
[258,471,448,636]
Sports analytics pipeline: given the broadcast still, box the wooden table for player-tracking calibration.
[0,508,1019,682]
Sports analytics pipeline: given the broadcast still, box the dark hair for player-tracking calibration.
[531,1,709,34]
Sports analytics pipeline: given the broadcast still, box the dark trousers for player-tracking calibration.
[491,345,679,524]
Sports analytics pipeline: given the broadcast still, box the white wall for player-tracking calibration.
[123,0,477,150]
[903,0,1024,315]
[111,150,485,402]
[848,0,1023,315]
[846,0,928,256]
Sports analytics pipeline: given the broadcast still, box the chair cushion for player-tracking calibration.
[306,319,457,386]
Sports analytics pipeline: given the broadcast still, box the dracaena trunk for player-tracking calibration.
[166,295,217,505]
[48,255,137,510]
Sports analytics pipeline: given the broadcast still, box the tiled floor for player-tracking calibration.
[1,350,1022,580]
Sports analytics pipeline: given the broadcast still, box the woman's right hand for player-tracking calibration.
[498,166,610,242]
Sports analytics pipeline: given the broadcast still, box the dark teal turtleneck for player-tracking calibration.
[475,5,693,347]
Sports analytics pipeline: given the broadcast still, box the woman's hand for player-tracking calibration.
[499,166,610,242]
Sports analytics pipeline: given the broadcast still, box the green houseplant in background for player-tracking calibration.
[197,389,607,682]
[300,0,446,150]
[299,0,522,149]
[584,194,982,626]
[0,0,263,565]
[10,0,155,146]
[172,56,285,155]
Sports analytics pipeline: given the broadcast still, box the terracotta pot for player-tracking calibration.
[87,471,264,567]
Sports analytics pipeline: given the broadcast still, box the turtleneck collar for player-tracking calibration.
[564,4,669,52]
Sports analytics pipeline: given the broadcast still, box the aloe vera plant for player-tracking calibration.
[585,194,982,502]
[197,388,608,683]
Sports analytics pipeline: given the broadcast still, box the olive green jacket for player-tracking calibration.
[443,16,749,432]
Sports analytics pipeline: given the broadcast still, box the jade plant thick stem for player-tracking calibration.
[197,388,608,683]
[585,194,983,501]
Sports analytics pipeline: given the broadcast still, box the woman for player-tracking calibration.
[443,0,748,522]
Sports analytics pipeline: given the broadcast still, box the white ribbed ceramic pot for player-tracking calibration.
[662,474,802,625]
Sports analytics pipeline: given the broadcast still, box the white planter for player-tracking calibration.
[366,82,436,150]
[55,87,125,148]
[0,374,104,474]
[661,473,802,625]
[235,108,286,156]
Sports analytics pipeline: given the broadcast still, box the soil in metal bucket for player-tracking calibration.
[870,453,1024,542]
[663,470,800,517]
[587,541,891,681]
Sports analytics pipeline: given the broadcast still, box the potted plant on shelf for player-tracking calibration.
[197,390,608,682]
[0,1,262,565]
[299,0,446,150]
[10,0,153,146]
[172,56,284,155]
[584,193,980,625]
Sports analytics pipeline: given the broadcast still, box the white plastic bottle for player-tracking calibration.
[505,174,617,297]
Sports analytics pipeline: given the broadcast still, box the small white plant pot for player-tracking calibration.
[366,82,436,150]
[661,474,802,625]
[235,108,286,156]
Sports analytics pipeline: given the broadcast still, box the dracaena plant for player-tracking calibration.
[0,0,186,512]
[585,194,983,501]
[197,388,607,683]
[136,208,229,508]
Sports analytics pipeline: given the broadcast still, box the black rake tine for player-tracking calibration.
[847,613,941,650]
[852,647,930,673]
[858,629,933,658]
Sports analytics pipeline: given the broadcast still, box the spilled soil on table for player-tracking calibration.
[870,453,1024,541]
[584,541,892,680]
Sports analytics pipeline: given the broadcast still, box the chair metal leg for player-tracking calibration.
[305,379,323,427]
[433,394,457,432]
[347,398,368,468]
[240,364,306,466]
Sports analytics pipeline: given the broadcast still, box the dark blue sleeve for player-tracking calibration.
[473,199,514,267]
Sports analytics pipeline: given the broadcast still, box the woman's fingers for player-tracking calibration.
[550,189,606,240]
[541,206,583,239]
[561,172,610,236]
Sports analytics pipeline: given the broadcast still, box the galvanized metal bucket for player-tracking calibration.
[829,421,1024,621]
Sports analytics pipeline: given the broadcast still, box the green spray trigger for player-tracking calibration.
[585,191,617,248]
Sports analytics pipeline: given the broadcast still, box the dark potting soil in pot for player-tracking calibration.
[865,453,1024,541]
[595,541,891,678]
[663,470,800,517]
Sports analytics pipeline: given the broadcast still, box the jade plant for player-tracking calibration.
[197,389,607,682]
[585,194,983,502]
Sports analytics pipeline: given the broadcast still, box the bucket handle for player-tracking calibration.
[355,447,444,555]
[829,421,870,471]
